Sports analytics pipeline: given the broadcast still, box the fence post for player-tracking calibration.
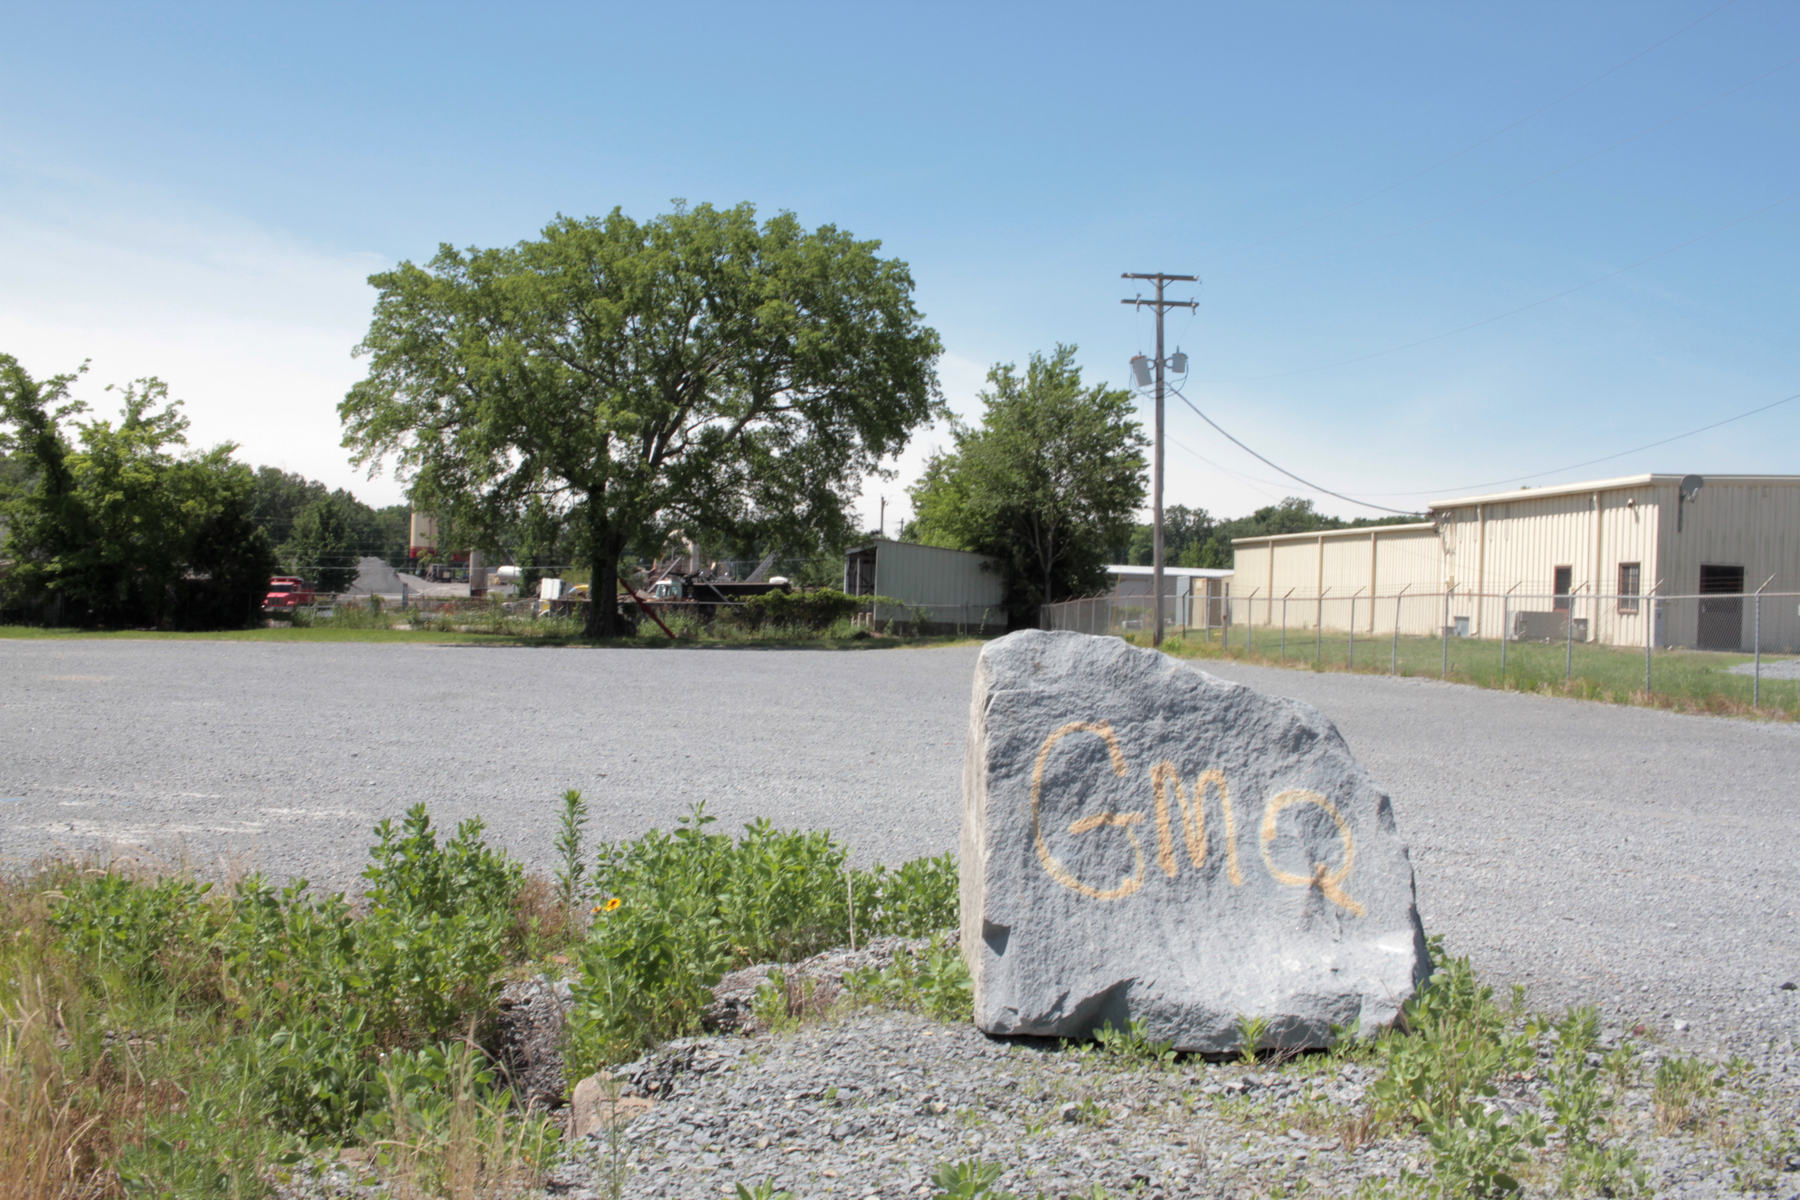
[1645,585,1654,694]
[1348,590,1358,668]
[1222,594,1230,653]
[1392,584,1408,675]
[1499,583,1519,679]
[1565,583,1582,684]
[1754,575,1775,708]
[1281,589,1292,660]
[1248,589,1259,654]
[1316,588,1327,665]
[1441,586,1451,679]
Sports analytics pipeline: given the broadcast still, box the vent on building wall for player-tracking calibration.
[1678,474,1704,532]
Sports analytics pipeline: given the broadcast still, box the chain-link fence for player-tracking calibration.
[1039,592,1226,639]
[1044,588,1800,714]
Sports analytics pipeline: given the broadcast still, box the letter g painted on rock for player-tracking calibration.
[1031,721,1145,901]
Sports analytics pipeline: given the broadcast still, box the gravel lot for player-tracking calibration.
[2,637,1797,1057]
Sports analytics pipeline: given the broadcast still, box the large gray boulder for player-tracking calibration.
[960,630,1429,1053]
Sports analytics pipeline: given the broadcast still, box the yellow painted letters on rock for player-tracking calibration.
[1029,720,1362,915]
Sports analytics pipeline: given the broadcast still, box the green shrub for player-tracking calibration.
[852,852,958,938]
[567,805,960,1072]
[844,935,972,1022]
[49,871,217,991]
[1370,940,1551,1198]
[738,587,871,631]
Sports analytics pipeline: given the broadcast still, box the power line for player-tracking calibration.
[1202,187,1800,382]
[1219,0,1739,256]
[1166,385,1419,515]
[1170,383,1800,511]
[1361,389,1800,496]
[1164,431,1293,501]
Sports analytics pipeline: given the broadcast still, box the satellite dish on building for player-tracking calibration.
[1680,474,1705,500]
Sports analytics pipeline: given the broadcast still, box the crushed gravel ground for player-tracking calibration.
[532,1008,1800,1200]
[6,638,1800,1196]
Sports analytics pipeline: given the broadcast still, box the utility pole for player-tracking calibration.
[879,495,886,539]
[1122,272,1198,647]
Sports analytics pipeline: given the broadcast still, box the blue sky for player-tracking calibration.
[3,1,1796,530]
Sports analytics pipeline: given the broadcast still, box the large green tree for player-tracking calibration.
[906,346,1147,623]
[340,202,943,635]
[247,466,411,570]
[0,356,275,628]
[280,497,361,594]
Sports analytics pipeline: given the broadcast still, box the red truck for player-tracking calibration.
[263,576,317,613]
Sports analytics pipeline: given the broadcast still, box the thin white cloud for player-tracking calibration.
[0,154,395,501]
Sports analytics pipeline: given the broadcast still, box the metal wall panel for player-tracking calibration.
[1433,487,1662,647]
[1232,478,1800,650]
[865,539,1005,625]
[1661,482,1800,652]
[1233,525,1440,634]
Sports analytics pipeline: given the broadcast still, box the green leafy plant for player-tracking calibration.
[735,1182,795,1200]
[1653,1055,1717,1134]
[555,788,590,918]
[853,853,958,938]
[1364,941,1548,1197]
[568,803,961,1071]
[360,1038,560,1196]
[843,934,972,1022]
[1093,1017,1176,1068]
[930,1157,1018,1199]
[1235,1012,1271,1065]
[1537,1007,1645,1196]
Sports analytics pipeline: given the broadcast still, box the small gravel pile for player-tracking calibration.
[541,1009,1800,1200]
[1728,658,1800,679]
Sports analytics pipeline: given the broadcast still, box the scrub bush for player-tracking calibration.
[737,588,871,631]
[567,805,959,1072]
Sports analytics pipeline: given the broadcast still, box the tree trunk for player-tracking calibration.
[585,513,627,638]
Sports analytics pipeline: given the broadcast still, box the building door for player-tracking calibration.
[1697,564,1745,650]
[1552,566,1573,611]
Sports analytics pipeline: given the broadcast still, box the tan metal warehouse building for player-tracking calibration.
[1230,474,1800,652]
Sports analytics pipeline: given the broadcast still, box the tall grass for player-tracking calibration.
[1147,626,1800,720]
[0,799,960,1199]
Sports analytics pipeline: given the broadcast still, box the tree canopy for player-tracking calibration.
[1118,497,1424,569]
[247,466,411,572]
[0,356,275,629]
[906,346,1147,623]
[340,201,944,634]
[280,497,361,594]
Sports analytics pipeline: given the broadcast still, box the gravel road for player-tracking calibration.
[3,638,1797,1055]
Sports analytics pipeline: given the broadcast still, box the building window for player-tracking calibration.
[1617,562,1641,612]
[1553,565,1572,611]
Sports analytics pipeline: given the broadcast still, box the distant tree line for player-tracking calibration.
[246,468,411,594]
[0,355,416,629]
[1116,497,1424,570]
[0,357,276,629]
